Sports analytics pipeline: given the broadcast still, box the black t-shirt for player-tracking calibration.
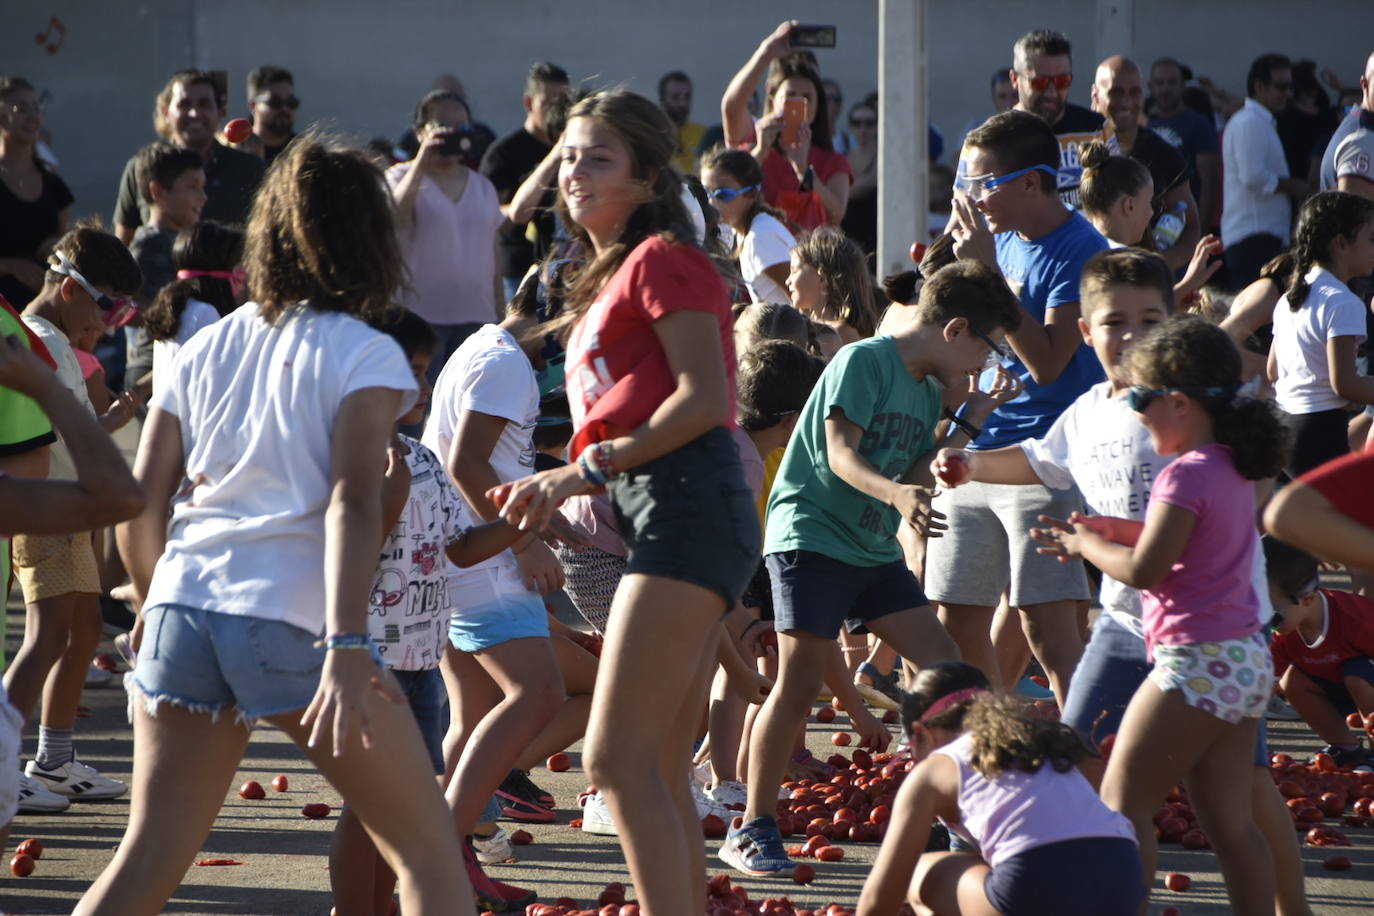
[480,128,552,279]
[0,163,74,308]
[114,141,265,231]
[1051,103,1106,209]
[1126,127,1190,199]
[263,133,296,166]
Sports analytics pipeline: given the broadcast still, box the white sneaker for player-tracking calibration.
[25,758,128,799]
[85,665,115,688]
[692,779,730,820]
[581,791,618,836]
[1266,695,1303,721]
[472,825,513,864]
[17,771,70,813]
[707,780,749,809]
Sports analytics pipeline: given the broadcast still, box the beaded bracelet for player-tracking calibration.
[316,633,372,651]
[590,440,619,480]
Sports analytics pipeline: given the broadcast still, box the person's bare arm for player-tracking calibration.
[390,136,443,232]
[504,142,561,225]
[722,21,794,148]
[0,336,143,532]
[116,408,182,604]
[1265,480,1374,571]
[1328,336,1374,404]
[1220,278,1280,346]
[1337,174,1374,202]
[817,169,850,225]
[856,755,960,916]
[1033,499,1197,590]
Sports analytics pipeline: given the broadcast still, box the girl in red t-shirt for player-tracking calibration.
[491,91,761,916]
[721,21,853,231]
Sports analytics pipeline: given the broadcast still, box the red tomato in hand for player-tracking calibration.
[935,453,970,487]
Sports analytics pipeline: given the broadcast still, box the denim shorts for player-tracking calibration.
[392,668,447,775]
[131,604,364,724]
[608,426,760,608]
[1065,614,1270,766]
[447,566,550,653]
[766,550,928,639]
[984,836,1144,915]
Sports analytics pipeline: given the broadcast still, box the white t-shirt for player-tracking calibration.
[369,435,467,671]
[143,302,417,634]
[1021,381,1271,635]
[22,314,94,482]
[1272,265,1367,414]
[421,323,537,581]
[152,298,220,400]
[740,211,795,305]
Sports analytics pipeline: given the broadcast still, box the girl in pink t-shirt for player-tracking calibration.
[857,662,1141,916]
[1032,315,1289,913]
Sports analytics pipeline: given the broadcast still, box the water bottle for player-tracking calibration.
[1153,201,1187,251]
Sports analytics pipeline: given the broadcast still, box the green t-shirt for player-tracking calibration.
[0,306,55,458]
[764,336,940,567]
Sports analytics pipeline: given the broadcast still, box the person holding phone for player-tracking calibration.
[388,90,505,378]
[722,21,853,231]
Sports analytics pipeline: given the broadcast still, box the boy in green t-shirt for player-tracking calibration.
[721,261,1024,876]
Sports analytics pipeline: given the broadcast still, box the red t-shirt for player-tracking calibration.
[1299,450,1374,529]
[565,236,734,460]
[1272,589,1374,682]
[762,147,853,232]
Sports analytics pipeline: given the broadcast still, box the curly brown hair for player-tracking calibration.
[242,134,404,325]
[1125,314,1290,479]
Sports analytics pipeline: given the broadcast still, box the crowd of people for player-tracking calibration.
[2,16,1374,916]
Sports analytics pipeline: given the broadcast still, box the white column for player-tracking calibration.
[1094,0,1135,67]
[878,0,927,280]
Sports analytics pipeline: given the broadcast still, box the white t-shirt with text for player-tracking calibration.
[143,302,417,634]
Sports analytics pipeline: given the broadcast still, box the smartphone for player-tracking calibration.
[789,24,836,49]
[781,97,808,148]
[437,126,473,156]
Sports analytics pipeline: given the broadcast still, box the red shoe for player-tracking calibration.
[462,838,536,911]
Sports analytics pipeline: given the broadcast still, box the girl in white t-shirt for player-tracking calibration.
[80,138,471,915]
[701,147,796,305]
[141,221,243,400]
[1269,191,1374,475]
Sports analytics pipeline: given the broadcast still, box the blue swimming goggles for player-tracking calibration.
[953,165,1058,202]
[709,184,759,202]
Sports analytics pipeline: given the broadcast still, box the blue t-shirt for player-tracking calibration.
[1149,110,1219,202]
[974,211,1108,449]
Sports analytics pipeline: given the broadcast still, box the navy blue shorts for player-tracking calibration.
[984,836,1143,915]
[1308,657,1374,714]
[392,668,447,775]
[765,550,928,639]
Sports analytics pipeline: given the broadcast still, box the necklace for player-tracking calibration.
[0,160,40,194]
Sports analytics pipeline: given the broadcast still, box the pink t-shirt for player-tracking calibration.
[936,733,1136,869]
[385,163,504,326]
[1142,443,1263,657]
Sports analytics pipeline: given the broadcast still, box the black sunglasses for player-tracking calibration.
[254,93,300,111]
[1126,385,1238,413]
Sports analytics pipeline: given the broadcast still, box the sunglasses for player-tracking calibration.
[52,252,138,329]
[954,164,1058,203]
[708,184,759,202]
[1021,72,1073,92]
[972,327,1010,368]
[1126,384,1238,413]
[849,117,877,127]
[254,93,300,111]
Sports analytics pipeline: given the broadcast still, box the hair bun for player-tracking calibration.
[1078,139,1110,172]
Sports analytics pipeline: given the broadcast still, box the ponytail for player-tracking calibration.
[1288,191,1374,310]
[1211,395,1289,480]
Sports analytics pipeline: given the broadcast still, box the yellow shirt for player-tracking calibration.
[672,121,707,175]
[758,445,786,531]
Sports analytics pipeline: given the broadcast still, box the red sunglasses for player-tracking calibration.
[1022,73,1073,92]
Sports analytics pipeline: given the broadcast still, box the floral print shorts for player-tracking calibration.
[1148,631,1274,724]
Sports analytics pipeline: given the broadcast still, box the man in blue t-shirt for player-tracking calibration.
[934,108,1108,708]
[1148,58,1221,232]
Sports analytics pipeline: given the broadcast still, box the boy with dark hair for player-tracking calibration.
[932,107,1109,707]
[1266,535,1374,769]
[721,261,1022,875]
[7,223,142,812]
[130,142,206,301]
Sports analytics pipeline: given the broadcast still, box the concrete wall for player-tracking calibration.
[3,1,1369,222]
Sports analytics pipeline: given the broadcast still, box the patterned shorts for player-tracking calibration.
[1148,631,1274,724]
[557,545,627,635]
[12,532,100,602]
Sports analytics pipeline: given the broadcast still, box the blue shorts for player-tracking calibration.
[984,836,1143,915]
[766,550,928,640]
[447,567,549,653]
[132,604,368,724]
[392,668,446,775]
[1305,657,1374,714]
[1063,614,1270,767]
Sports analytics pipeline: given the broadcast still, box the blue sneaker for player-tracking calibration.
[1014,675,1055,701]
[718,815,792,876]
